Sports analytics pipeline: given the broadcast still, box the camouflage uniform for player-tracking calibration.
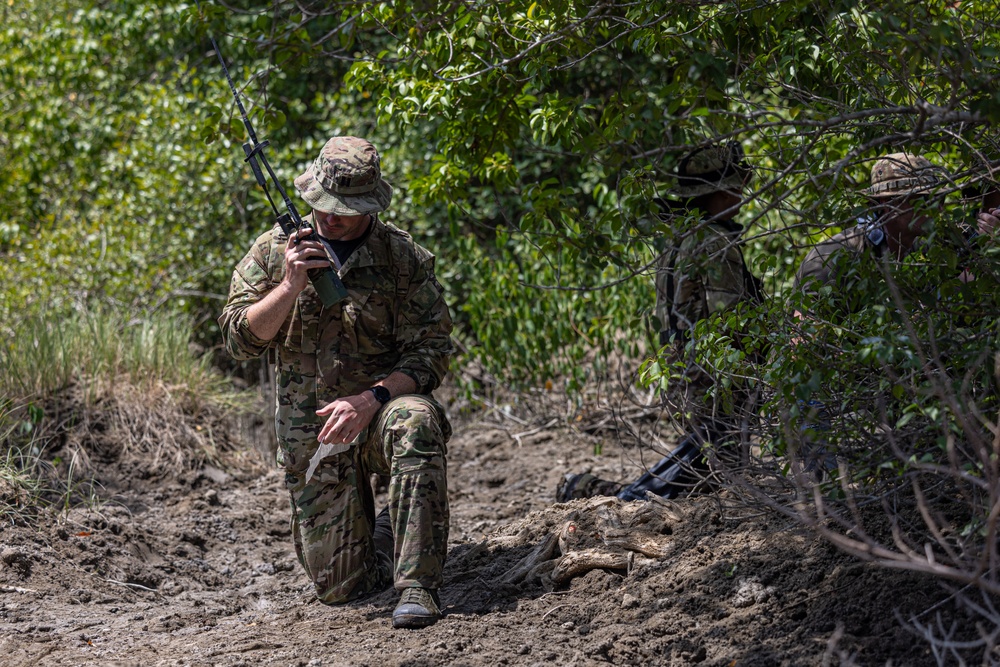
[655,144,762,429]
[655,218,759,345]
[220,142,454,605]
[791,153,948,474]
[795,225,870,296]
[558,143,760,503]
[654,143,761,347]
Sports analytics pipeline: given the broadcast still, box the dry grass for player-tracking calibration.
[0,307,268,519]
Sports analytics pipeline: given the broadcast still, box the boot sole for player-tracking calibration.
[392,612,440,629]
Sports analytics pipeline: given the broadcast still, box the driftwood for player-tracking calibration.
[551,548,630,583]
[486,527,534,550]
[602,530,673,558]
[491,496,680,586]
[500,533,559,585]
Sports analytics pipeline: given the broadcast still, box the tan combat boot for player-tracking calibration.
[392,587,441,629]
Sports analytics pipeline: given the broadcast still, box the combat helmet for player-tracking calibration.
[669,141,753,198]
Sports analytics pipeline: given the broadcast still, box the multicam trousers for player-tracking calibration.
[283,394,451,605]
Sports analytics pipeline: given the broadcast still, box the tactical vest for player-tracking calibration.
[265,217,424,396]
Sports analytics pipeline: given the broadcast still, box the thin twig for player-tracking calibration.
[106,579,162,595]
[541,604,570,620]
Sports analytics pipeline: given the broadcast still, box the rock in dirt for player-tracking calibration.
[622,592,640,608]
[199,465,231,485]
[732,577,774,608]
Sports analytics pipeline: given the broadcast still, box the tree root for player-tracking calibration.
[491,498,681,586]
[501,533,559,585]
[551,548,630,584]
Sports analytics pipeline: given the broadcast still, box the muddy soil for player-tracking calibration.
[0,397,978,666]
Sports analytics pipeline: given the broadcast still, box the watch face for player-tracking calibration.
[371,386,391,404]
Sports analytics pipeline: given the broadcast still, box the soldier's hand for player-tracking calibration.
[977,207,1000,239]
[316,393,381,445]
[283,227,330,293]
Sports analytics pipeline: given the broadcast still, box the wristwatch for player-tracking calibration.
[368,386,391,406]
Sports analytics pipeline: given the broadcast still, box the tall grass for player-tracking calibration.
[0,399,48,521]
[0,306,252,520]
[0,306,228,404]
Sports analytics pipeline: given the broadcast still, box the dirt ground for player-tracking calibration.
[0,391,982,667]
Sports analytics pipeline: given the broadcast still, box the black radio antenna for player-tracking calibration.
[196,0,347,306]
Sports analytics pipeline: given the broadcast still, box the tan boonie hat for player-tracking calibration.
[294,136,393,215]
[669,141,753,198]
[864,153,943,198]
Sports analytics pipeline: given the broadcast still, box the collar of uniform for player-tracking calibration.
[707,217,744,235]
[337,215,392,276]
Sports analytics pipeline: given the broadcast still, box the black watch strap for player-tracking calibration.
[368,386,391,405]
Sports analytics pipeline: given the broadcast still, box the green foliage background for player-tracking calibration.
[2,0,998,390]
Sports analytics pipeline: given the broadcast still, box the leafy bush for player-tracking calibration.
[641,207,1000,645]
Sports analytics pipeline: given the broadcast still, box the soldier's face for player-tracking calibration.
[876,199,911,223]
[702,189,743,218]
[312,209,371,241]
[879,197,936,243]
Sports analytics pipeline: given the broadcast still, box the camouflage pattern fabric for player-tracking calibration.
[797,151,945,298]
[670,142,751,198]
[288,394,451,603]
[654,217,762,447]
[863,152,942,198]
[293,136,393,217]
[219,215,454,603]
[794,226,868,295]
[219,214,453,402]
[655,219,756,339]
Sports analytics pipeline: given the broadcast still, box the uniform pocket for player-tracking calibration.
[357,290,396,354]
[275,349,321,475]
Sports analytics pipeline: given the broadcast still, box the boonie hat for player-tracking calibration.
[864,153,943,198]
[669,142,753,198]
[294,136,393,215]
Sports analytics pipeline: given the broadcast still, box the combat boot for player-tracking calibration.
[392,587,441,629]
[556,473,624,502]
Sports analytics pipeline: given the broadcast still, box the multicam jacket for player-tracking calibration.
[793,224,904,317]
[655,218,761,345]
[794,226,870,294]
[219,216,454,472]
